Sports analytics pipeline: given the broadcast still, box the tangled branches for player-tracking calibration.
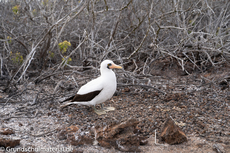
[0,0,229,94]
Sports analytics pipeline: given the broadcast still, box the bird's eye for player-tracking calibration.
[107,63,112,69]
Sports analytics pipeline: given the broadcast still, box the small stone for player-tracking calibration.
[122,87,130,92]
[219,80,229,90]
[140,139,148,145]
[57,130,67,140]
[0,128,15,135]
[67,131,94,146]
[213,144,225,153]
[66,125,79,133]
[57,125,79,140]
[160,117,187,145]
[0,137,20,148]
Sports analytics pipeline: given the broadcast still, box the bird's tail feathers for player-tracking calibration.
[62,95,75,102]
[60,101,90,108]
[60,102,73,108]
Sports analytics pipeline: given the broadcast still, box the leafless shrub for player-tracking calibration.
[0,0,230,92]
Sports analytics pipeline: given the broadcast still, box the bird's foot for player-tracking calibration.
[103,106,115,112]
[94,106,115,115]
[94,109,107,115]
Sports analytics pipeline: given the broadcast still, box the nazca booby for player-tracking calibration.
[61,60,122,115]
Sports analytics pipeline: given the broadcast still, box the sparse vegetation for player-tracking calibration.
[10,51,23,65]
[12,5,19,14]
[0,1,230,152]
[58,40,71,54]
[0,0,229,86]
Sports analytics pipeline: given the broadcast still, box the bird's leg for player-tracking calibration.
[101,103,104,109]
[93,105,106,115]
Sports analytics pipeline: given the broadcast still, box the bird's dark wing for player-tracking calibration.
[62,90,102,102]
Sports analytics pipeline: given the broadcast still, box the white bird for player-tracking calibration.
[60,59,122,115]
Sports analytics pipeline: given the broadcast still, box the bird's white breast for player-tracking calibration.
[90,71,117,105]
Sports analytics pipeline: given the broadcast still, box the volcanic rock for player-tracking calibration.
[66,118,148,152]
[160,117,187,145]
[0,128,15,135]
[219,80,229,90]
[0,137,20,148]
[57,125,79,140]
[213,144,225,153]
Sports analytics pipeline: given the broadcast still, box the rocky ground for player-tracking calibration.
[0,61,230,153]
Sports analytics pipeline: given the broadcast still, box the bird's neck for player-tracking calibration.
[100,70,116,79]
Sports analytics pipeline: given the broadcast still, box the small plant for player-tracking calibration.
[62,56,72,65]
[58,40,71,54]
[10,51,23,65]
[58,40,72,67]
[12,5,19,14]
[32,9,37,16]
[7,36,12,44]
[48,51,55,58]
[42,0,49,6]
[216,27,220,35]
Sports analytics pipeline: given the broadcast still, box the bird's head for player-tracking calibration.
[100,60,122,72]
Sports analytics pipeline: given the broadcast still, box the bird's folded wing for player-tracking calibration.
[61,90,102,108]
[71,90,102,102]
[62,77,104,103]
[77,77,103,95]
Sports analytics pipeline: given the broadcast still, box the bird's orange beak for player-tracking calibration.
[110,63,122,69]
